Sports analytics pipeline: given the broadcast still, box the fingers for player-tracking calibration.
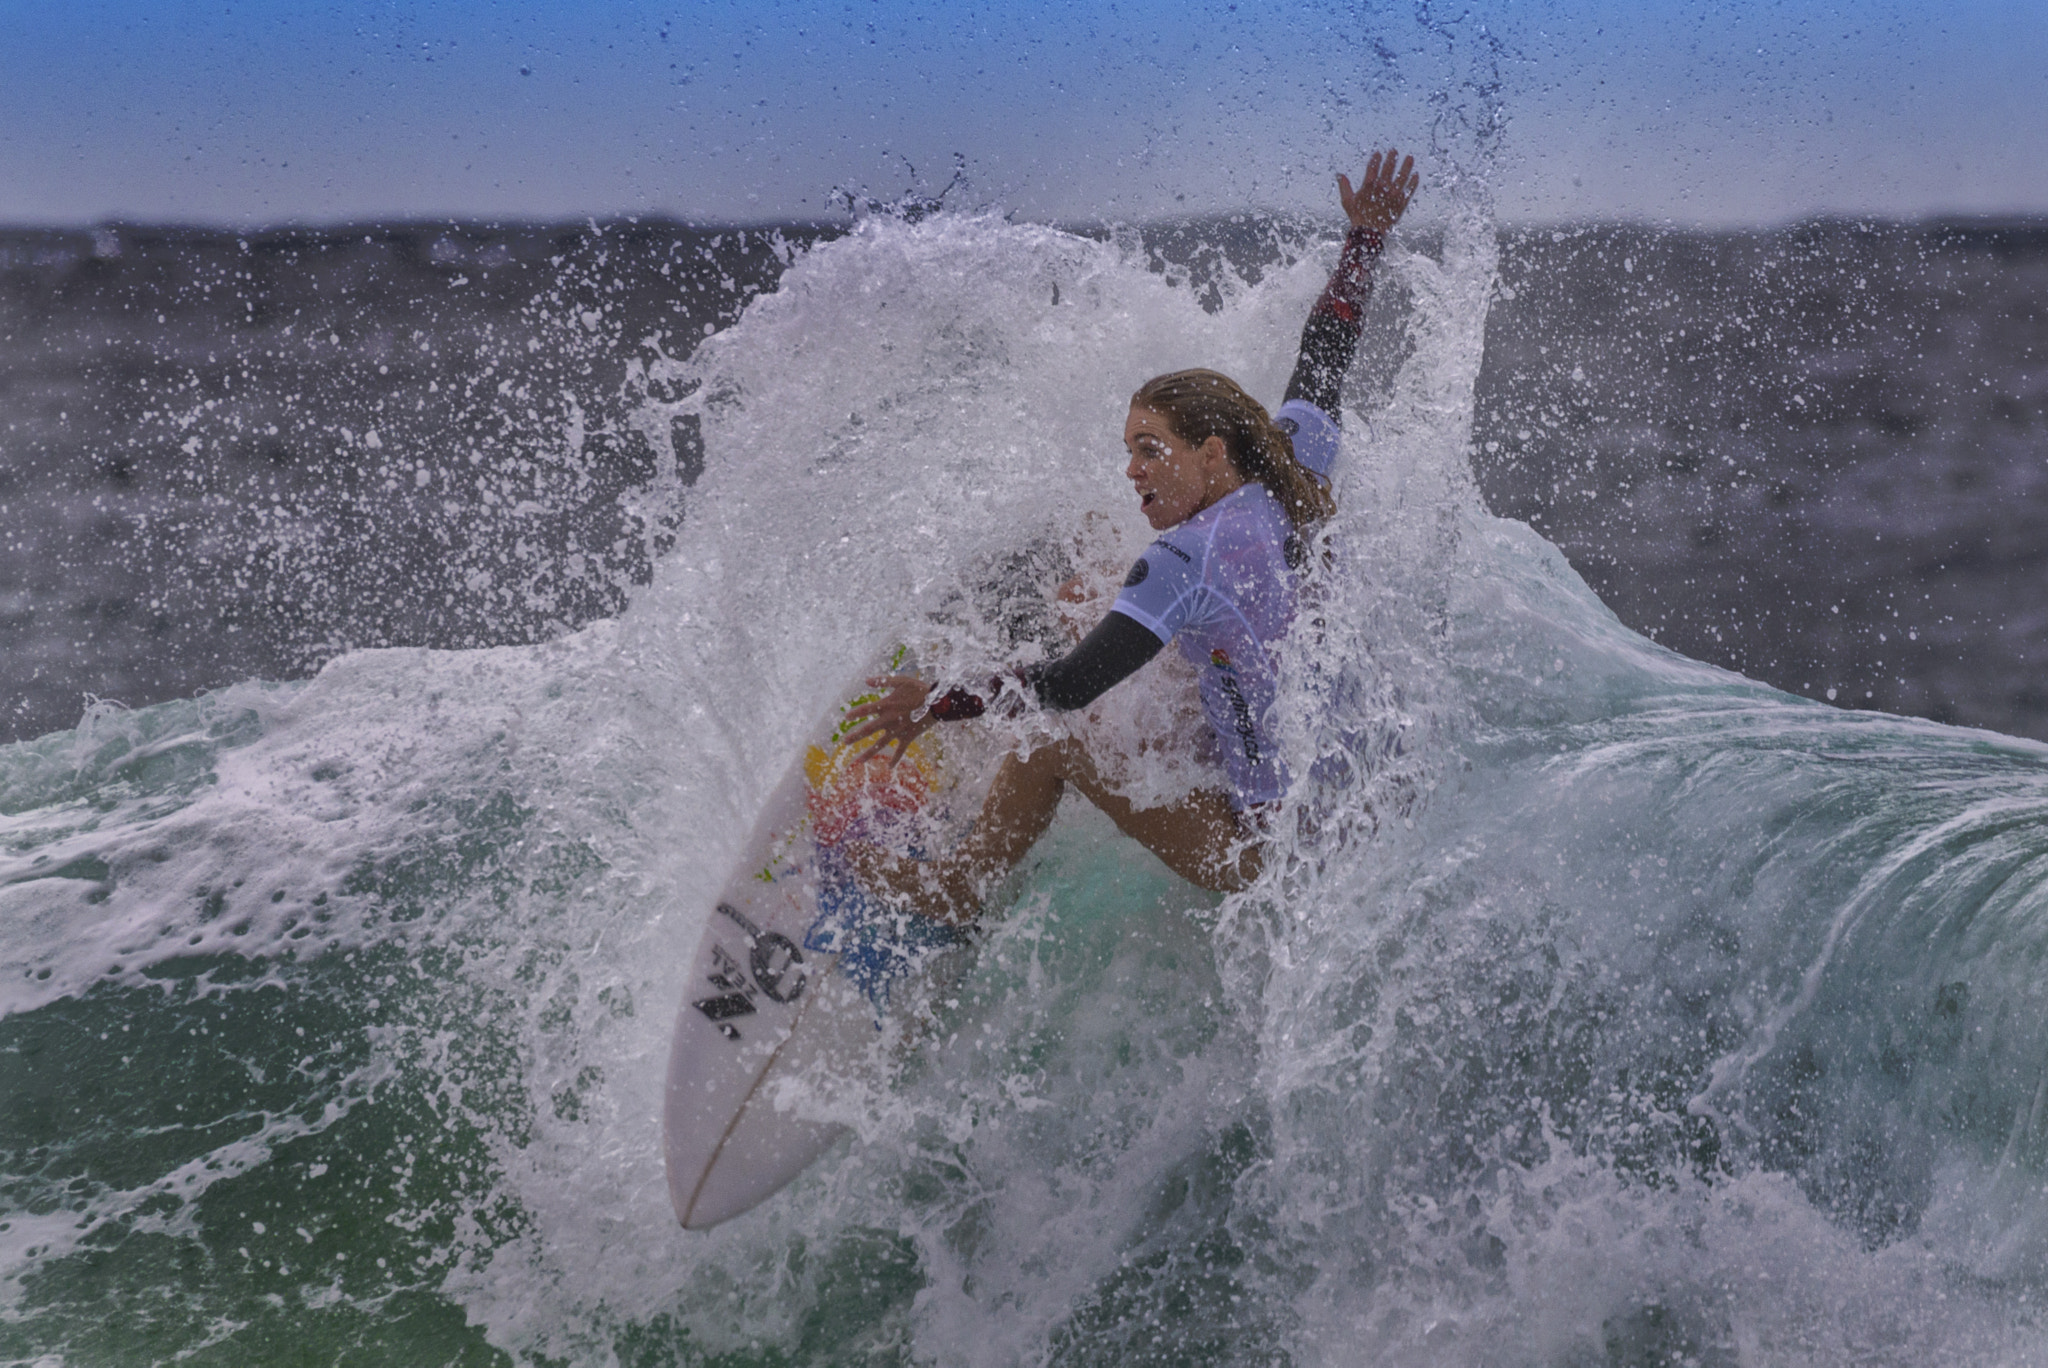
[838,672,940,762]
[862,673,919,695]
[1337,146,1422,229]
[846,728,907,767]
[841,711,935,759]
[842,717,911,750]
[845,674,928,726]
[839,718,884,748]
[1356,148,1416,189]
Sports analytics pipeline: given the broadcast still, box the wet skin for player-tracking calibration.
[1122,404,1244,532]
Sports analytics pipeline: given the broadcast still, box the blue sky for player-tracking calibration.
[1,0,2042,226]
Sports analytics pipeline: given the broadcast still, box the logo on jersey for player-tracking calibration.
[1123,559,1149,588]
[1216,672,1260,764]
[1210,648,1233,671]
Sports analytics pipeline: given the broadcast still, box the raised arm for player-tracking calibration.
[1283,147,1420,419]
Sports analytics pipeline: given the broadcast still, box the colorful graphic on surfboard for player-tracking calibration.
[663,654,971,1229]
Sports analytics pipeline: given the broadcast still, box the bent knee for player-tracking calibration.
[1016,734,1093,783]
[1202,841,1263,893]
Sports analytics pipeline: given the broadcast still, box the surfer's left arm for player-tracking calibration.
[1282,147,1420,425]
[842,612,1164,764]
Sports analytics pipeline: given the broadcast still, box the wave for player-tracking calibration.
[1,211,2045,1365]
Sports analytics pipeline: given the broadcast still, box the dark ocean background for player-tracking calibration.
[3,215,2043,745]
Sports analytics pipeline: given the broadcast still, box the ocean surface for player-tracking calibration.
[3,208,2047,1365]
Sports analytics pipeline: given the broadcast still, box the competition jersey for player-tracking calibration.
[1109,482,1300,808]
[1273,398,1341,484]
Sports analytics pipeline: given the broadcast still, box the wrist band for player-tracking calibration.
[1314,226,1384,326]
[926,686,987,722]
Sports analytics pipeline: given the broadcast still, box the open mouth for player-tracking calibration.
[1139,490,1157,508]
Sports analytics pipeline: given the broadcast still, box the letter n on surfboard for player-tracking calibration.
[692,902,808,1040]
[693,944,757,1039]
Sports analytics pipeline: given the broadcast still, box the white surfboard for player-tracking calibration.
[663,664,977,1229]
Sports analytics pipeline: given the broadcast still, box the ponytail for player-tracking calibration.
[1131,369,1335,533]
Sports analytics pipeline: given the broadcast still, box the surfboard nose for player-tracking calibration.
[663,946,852,1230]
[676,1097,849,1229]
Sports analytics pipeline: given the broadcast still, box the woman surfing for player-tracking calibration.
[840,147,1421,922]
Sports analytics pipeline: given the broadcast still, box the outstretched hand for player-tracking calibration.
[838,674,937,766]
[1337,147,1419,234]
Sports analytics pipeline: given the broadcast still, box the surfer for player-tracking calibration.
[841,148,1420,923]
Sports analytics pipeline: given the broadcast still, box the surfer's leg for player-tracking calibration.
[940,736,1260,898]
[1046,744,1262,892]
[846,739,1069,925]
[852,736,1260,921]
[957,738,1261,894]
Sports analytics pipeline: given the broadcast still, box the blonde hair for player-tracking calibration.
[1131,369,1335,533]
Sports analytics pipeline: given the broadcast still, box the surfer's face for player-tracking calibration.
[1123,405,1242,530]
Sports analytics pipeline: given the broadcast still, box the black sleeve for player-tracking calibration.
[1019,610,1164,712]
[1285,310,1362,417]
[1283,224,1384,418]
